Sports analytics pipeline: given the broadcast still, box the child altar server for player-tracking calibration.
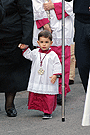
[19,30,62,119]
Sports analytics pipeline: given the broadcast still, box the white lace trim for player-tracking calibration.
[33,38,72,47]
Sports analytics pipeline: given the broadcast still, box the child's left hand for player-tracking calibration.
[50,75,57,84]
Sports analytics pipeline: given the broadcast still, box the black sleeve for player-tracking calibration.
[17,0,34,50]
[0,0,5,23]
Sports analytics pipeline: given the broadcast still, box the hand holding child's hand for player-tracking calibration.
[18,43,28,49]
[50,75,57,84]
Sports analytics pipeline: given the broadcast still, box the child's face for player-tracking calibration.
[37,36,53,50]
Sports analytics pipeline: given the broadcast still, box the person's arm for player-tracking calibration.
[36,18,49,29]
[16,0,34,50]
[32,0,49,21]
[53,55,62,78]
[0,0,5,23]
[43,0,69,20]
[18,43,34,61]
[54,2,69,20]
[33,0,51,31]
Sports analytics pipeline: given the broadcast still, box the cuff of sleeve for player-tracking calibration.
[22,47,29,55]
[53,73,62,78]
[54,2,69,20]
[36,18,50,29]
[54,2,62,14]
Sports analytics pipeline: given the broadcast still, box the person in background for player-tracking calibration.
[19,30,62,119]
[0,0,33,117]
[69,12,75,85]
[65,0,90,127]
[69,42,75,85]
[32,0,73,105]
[0,0,4,112]
[65,0,90,93]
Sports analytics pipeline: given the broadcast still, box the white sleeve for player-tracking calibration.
[53,54,62,74]
[23,48,34,61]
[65,1,73,17]
[32,0,48,20]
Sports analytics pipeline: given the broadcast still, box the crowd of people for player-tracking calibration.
[0,0,89,124]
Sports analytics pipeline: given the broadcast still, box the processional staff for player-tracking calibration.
[62,0,65,122]
[44,0,65,122]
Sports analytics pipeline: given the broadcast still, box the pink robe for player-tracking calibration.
[28,92,57,114]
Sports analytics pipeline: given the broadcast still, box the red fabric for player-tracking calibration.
[36,18,50,29]
[53,73,62,76]
[50,45,71,96]
[28,92,57,114]
[54,2,69,20]
[39,48,51,54]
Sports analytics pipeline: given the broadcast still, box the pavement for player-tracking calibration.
[0,68,90,135]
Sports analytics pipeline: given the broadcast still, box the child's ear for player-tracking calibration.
[37,41,39,45]
[50,41,53,46]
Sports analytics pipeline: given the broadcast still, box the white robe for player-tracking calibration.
[32,0,74,46]
[23,48,62,94]
[82,72,90,126]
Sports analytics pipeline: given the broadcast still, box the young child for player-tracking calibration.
[19,30,62,119]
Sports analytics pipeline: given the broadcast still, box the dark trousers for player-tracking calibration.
[75,19,90,92]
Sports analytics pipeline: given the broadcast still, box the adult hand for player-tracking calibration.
[43,0,55,11]
[43,23,51,33]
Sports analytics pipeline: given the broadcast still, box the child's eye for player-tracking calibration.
[40,41,43,43]
[46,41,49,43]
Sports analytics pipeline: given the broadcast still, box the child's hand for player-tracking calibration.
[89,7,90,11]
[18,43,28,49]
[50,75,57,84]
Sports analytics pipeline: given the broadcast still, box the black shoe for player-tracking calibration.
[42,113,52,119]
[57,94,66,106]
[6,107,17,117]
[69,80,74,85]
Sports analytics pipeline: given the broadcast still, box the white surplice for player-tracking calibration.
[23,48,62,95]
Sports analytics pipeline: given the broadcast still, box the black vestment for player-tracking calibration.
[65,0,90,92]
[0,0,33,92]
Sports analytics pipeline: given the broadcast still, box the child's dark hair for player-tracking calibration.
[38,30,52,41]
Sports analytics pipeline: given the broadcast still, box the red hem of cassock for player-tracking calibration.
[28,92,57,114]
